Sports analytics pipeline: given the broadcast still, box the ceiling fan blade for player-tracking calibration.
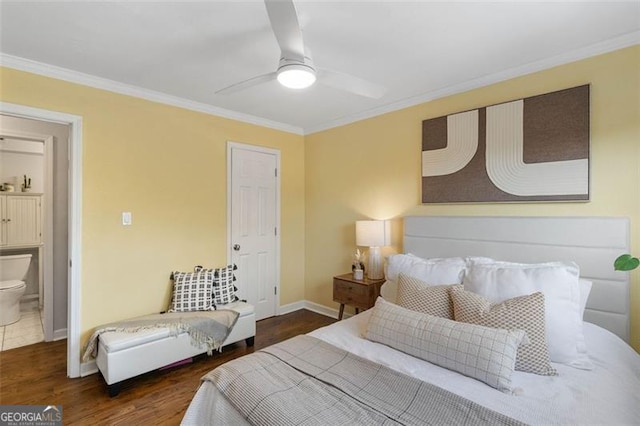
[215,72,277,95]
[264,0,305,62]
[318,69,387,99]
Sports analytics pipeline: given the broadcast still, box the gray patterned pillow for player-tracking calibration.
[450,286,557,376]
[396,273,458,319]
[213,264,239,306]
[365,297,527,393]
[169,270,215,312]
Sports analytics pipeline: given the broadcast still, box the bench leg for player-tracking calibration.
[245,336,255,347]
[108,382,121,398]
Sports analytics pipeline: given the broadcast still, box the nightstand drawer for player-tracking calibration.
[333,281,370,306]
[333,280,369,297]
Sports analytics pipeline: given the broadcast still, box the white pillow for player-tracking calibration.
[407,257,467,284]
[383,254,468,303]
[385,253,421,282]
[578,278,592,319]
[464,256,496,265]
[379,280,398,303]
[576,278,593,361]
[385,254,468,284]
[365,297,527,394]
[464,260,592,369]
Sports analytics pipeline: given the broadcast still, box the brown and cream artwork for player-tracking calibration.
[421,85,590,203]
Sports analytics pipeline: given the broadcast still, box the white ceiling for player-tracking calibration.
[1,1,639,135]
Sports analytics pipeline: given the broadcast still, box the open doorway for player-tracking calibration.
[0,131,50,350]
[0,103,82,378]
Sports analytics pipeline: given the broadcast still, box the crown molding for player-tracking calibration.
[304,31,640,135]
[0,53,304,136]
[2,29,638,137]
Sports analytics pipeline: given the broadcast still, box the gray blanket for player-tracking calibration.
[82,310,239,362]
[203,335,525,425]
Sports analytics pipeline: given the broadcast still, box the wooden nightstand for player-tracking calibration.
[333,273,386,320]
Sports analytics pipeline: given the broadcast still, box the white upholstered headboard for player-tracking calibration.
[403,216,631,342]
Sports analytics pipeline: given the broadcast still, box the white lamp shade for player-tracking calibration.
[355,220,390,280]
[356,220,391,248]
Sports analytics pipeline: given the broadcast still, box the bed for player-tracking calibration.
[182,216,640,425]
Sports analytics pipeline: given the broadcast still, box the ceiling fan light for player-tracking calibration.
[277,64,317,89]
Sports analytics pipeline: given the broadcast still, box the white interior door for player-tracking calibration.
[228,142,279,320]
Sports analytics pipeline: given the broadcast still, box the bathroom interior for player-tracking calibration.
[0,135,46,351]
[1,115,70,352]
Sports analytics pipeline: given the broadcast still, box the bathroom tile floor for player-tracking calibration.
[0,306,44,351]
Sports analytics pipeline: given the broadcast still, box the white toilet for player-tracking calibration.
[0,254,32,326]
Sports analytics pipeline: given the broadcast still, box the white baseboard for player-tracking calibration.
[19,298,40,311]
[278,300,350,320]
[81,360,98,377]
[278,300,305,315]
[302,301,341,319]
[53,328,67,341]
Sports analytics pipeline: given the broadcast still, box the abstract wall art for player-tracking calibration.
[421,85,590,203]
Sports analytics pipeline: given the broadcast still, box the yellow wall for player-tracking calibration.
[0,67,306,346]
[1,45,638,354]
[305,46,640,351]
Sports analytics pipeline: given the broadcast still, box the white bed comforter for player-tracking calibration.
[183,311,640,425]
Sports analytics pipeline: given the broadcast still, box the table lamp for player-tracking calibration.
[356,220,390,280]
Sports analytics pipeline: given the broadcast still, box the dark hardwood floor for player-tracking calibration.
[0,309,336,425]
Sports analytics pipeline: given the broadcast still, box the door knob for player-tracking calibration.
[233,244,241,251]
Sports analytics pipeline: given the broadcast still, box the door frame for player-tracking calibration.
[226,141,281,316]
[0,129,54,342]
[0,102,83,378]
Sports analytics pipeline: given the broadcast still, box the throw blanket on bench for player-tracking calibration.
[82,310,239,362]
[203,335,524,425]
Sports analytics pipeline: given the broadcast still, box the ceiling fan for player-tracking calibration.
[215,0,386,99]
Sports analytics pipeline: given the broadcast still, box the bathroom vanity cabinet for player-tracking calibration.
[0,193,43,247]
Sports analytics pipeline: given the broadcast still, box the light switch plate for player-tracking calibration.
[122,212,132,226]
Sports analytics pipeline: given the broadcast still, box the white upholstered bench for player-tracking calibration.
[95,301,256,396]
